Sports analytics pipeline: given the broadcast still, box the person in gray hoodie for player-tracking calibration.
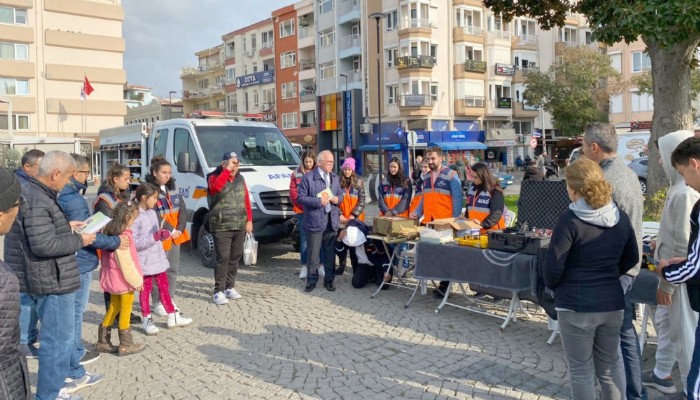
[582,122,646,400]
[644,130,699,396]
[544,158,639,400]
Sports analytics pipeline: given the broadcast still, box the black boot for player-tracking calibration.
[334,263,346,276]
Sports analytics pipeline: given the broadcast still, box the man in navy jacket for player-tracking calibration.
[297,150,344,292]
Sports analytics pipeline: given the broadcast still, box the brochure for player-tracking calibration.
[316,188,333,199]
[76,212,112,234]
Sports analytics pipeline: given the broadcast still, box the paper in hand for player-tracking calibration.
[77,212,112,234]
[316,188,333,199]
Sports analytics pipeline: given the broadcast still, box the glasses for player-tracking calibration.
[77,170,90,175]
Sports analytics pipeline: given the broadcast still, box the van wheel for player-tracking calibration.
[197,225,217,269]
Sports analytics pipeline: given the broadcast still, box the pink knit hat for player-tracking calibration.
[341,157,356,171]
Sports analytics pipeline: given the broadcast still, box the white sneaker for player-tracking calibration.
[299,265,308,279]
[142,316,159,335]
[167,311,193,328]
[213,292,229,305]
[318,266,325,278]
[56,388,84,400]
[152,303,168,317]
[63,372,103,393]
[224,288,241,300]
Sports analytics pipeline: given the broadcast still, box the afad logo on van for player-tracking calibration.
[268,173,292,180]
[184,186,207,199]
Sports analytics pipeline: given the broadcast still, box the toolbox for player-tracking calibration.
[373,216,418,237]
[488,229,550,255]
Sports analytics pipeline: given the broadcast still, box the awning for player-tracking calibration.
[428,141,487,150]
[359,144,402,151]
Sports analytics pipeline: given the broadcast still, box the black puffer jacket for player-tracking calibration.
[4,177,83,294]
[0,261,30,400]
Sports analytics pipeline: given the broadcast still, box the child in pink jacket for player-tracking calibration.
[95,202,146,356]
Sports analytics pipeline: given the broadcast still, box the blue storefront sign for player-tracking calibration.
[236,70,275,88]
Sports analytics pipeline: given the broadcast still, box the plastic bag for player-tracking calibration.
[243,232,258,265]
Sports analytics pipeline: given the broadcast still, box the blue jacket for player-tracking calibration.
[58,178,121,274]
[297,167,344,233]
[15,168,31,186]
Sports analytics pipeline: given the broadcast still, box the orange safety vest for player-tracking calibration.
[339,185,365,221]
[379,181,410,218]
[466,188,505,234]
[408,183,423,216]
[421,168,459,223]
[157,190,191,251]
[290,169,306,214]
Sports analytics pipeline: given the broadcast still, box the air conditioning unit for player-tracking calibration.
[261,103,271,111]
[359,124,372,134]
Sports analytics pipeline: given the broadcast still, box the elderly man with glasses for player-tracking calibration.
[297,150,344,292]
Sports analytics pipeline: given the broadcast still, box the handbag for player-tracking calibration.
[243,232,258,265]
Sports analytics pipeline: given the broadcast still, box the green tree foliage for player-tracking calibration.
[523,46,622,136]
[483,0,700,197]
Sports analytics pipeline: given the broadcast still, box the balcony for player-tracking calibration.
[397,55,434,70]
[555,41,579,55]
[464,60,487,73]
[301,122,317,128]
[339,34,361,58]
[487,30,511,43]
[454,96,485,117]
[398,18,433,39]
[512,34,538,50]
[513,101,540,118]
[300,91,316,103]
[342,69,362,83]
[180,66,215,78]
[453,25,483,43]
[512,66,539,83]
[453,0,483,6]
[486,97,514,116]
[259,41,274,58]
[338,0,360,23]
[398,94,434,116]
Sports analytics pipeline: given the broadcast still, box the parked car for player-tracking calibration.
[627,157,648,194]
[495,173,514,189]
[566,147,581,166]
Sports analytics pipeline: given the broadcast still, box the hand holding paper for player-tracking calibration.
[76,212,112,234]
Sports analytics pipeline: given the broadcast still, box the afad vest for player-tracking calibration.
[340,184,365,221]
[156,189,191,251]
[421,168,458,223]
[467,187,505,234]
[379,180,410,218]
[409,180,423,216]
[208,173,248,232]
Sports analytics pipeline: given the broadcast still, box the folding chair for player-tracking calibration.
[638,221,660,350]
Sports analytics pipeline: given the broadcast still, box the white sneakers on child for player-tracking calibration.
[142,316,160,335]
[152,303,167,317]
[299,265,308,279]
[167,311,192,329]
[224,288,241,300]
[213,292,229,305]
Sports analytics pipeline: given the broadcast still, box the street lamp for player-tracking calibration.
[369,12,386,181]
[0,96,12,140]
[168,90,177,119]
[338,73,348,93]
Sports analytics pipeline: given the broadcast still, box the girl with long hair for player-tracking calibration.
[464,163,505,233]
[290,149,317,279]
[378,157,412,217]
[335,158,365,275]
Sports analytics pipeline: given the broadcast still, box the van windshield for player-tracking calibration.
[195,126,300,167]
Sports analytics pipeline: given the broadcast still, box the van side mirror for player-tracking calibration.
[177,152,193,173]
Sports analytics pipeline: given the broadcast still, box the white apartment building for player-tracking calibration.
[180,44,225,117]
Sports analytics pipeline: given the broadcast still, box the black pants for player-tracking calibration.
[352,261,385,288]
[213,229,246,293]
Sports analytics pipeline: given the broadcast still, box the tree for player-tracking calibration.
[523,46,622,136]
[483,0,700,197]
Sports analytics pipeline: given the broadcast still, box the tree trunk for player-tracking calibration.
[645,37,700,197]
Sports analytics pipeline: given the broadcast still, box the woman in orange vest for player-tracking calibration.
[465,162,506,234]
[378,157,412,217]
[289,150,317,279]
[144,156,191,315]
[408,160,430,216]
[336,157,365,275]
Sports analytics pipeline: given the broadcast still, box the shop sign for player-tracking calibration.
[630,120,652,131]
[486,140,517,147]
[236,70,275,88]
[495,63,516,76]
[497,97,512,108]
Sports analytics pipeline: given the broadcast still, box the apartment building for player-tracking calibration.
[0,0,126,140]
[272,0,317,147]
[180,44,225,117]
[607,39,654,127]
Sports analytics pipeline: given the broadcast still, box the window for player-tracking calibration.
[173,128,200,173]
[584,31,593,45]
[0,114,29,130]
[609,53,622,73]
[280,19,295,38]
[261,30,273,48]
[281,82,297,99]
[631,90,653,111]
[430,44,437,64]
[252,62,258,73]
[252,90,259,108]
[320,61,335,80]
[386,48,398,68]
[561,26,577,43]
[280,51,296,68]
[632,51,652,72]
[250,33,257,51]
[152,129,170,158]
[319,0,333,14]
[0,78,28,95]
[609,94,623,114]
[242,37,247,52]
[387,85,398,104]
[225,67,236,85]
[430,83,438,101]
[0,7,27,25]
[0,42,27,60]
[282,112,298,129]
[262,88,275,105]
[319,28,335,47]
[465,46,483,61]
[386,10,398,30]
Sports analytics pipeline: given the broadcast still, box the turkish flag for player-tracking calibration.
[81,76,94,99]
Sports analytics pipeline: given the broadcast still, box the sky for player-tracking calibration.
[122,0,282,98]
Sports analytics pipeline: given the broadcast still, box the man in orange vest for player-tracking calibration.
[409,146,463,223]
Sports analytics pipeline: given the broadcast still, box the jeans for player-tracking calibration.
[299,214,308,266]
[152,244,180,305]
[18,292,38,345]
[558,310,625,400]
[618,276,648,400]
[70,271,92,379]
[34,292,77,400]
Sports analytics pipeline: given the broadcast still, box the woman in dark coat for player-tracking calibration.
[0,166,31,400]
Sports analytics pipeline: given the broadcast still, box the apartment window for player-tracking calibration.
[489,15,508,32]
[250,34,257,51]
[631,90,653,111]
[262,88,275,105]
[610,94,623,114]
[320,61,335,80]
[261,30,273,48]
[280,19,295,38]
[242,37,247,52]
[609,53,622,73]
[319,0,333,14]
[584,31,594,45]
[0,43,27,60]
[252,90,259,107]
[632,51,652,72]
[280,51,296,69]
[491,84,511,99]
[0,78,28,95]
[430,44,437,64]
[386,49,398,68]
[281,82,297,99]
[456,8,482,31]
[197,79,208,90]
[430,83,438,101]
[0,7,27,25]
[0,114,29,130]
[386,10,398,30]
[561,26,577,43]
[282,112,298,129]
[319,28,335,47]
[387,85,398,104]
[252,62,258,73]
[465,46,483,61]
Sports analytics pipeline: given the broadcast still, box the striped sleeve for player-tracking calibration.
[664,212,700,284]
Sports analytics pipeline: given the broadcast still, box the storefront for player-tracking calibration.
[358,122,426,176]
[483,128,517,171]
[428,130,487,166]
[317,89,364,172]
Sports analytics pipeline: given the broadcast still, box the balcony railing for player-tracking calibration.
[400,18,432,30]
[301,122,317,128]
[517,34,538,44]
[518,66,539,75]
[338,0,360,15]
[299,25,315,40]
[341,69,362,83]
[464,60,487,73]
[299,59,316,71]
[339,34,360,50]
[557,40,579,47]
[462,25,483,36]
[464,96,485,108]
[399,94,433,107]
[261,41,273,50]
[488,30,511,40]
[397,55,434,69]
[300,92,316,103]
